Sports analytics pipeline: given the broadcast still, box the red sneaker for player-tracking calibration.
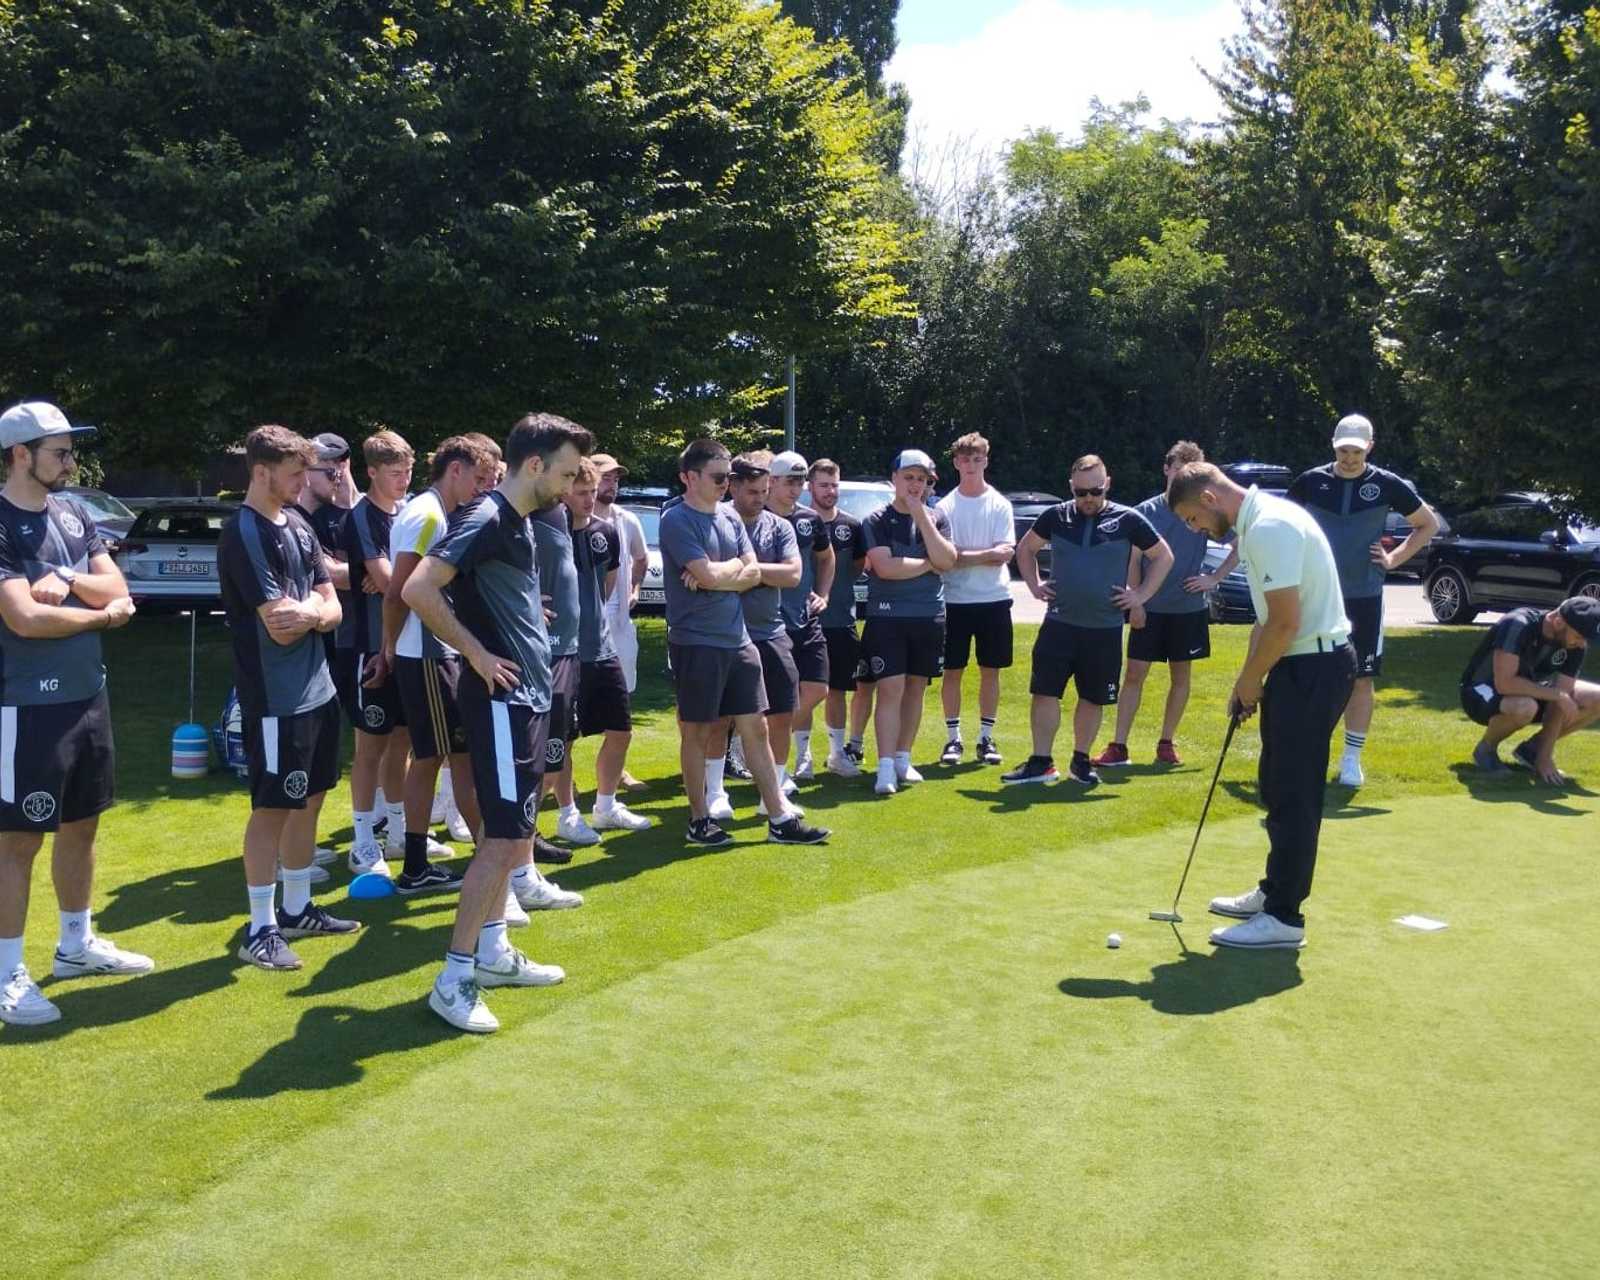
[1155,740,1182,766]
[1092,742,1130,767]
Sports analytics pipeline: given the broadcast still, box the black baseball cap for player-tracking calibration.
[1558,597,1600,642]
[311,432,350,462]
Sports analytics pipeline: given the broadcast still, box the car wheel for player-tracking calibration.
[1426,568,1477,624]
[1572,575,1600,603]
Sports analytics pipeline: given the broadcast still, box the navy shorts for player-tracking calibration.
[245,696,341,812]
[394,655,467,761]
[1127,609,1210,664]
[0,691,116,831]
[1030,621,1122,706]
[825,626,860,691]
[458,682,549,841]
[787,619,830,686]
[1345,595,1383,678]
[335,648,406,736]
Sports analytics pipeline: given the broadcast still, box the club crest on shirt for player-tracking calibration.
[796,518,814,538]
[1099,517,1122,535]
[282,770,310,800]
[21,791,57,823]
[833,524,853,545]
[590,531,609,554]
[297,528,316,557]
[1359,483,1381,503]
[1553,649,1568,667]
[363,704,387,729]
[545,738,565,766]
[57,510,85,539]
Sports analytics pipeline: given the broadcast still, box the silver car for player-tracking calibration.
[114,498,239,611]
[626,504,666,611]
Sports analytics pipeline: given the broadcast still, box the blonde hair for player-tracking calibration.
[364,429,414,468]
[951,432,989,458]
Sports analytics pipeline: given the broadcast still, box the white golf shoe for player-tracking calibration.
[793,752,815,781]
[706,790,735,822]
[1209,911,1305,950]
[555,811,602,846]
[503,885,530,928]
[429,973,498,1033]
[591,803,653,832]
[52,935,155,980]
[1,965,60,1025]
[826,751,862,778]
[1208,886,1266,919]
[476,948,565,988]
[1336,754,1364,787]
[515,871,583,911]
[347,841,390,878]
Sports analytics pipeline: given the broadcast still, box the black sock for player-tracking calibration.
[403,832,429,877]
[1071,750,1090,765]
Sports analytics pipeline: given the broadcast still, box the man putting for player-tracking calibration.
[935,432,1015,767]
[766,451,834,782]
[1167,462,1356,950]
[403,413,590,1033]
[0,401,149,1025]
[1287,413,1440,786]
[860,449,958,796]
[804,459,870,777]
[1461,598,1600,784]
[1008,455,1172,787]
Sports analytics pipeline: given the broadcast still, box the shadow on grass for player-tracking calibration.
[97,855,244,931]
[1,954,242,1043]
[1378,627,1488,715]
[1058,931,1302,1016]
[1447,764,1597,816]
[957,785,1118,813]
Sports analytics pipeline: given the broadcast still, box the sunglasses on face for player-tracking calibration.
[1073,486,1106,498]
[702,470,731,485]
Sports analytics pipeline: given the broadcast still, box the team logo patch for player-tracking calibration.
[283,770,309,800]
[833,525,852,545]
[870,655,886,675]
[58,510,85,539]
[590,531,609,554]
[297,528,317,557]
[1553,650,1568,667]
[1359,483,1381,503]
[363,704,387,729]
[21,791,56,823]
[1099,517,1121,534]
[545,738,566,766]
[796,518,814,538]
[523,793,537,824]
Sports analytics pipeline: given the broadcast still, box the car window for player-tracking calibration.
[623,505,660,548]
[69,491,136,522]
[128,509,228,541]
[1453,505,1552,542]
[833,488,892,522]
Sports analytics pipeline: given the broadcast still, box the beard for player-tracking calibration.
[29,462,72,493]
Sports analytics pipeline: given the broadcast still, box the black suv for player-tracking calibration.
[1423,494,1600,623]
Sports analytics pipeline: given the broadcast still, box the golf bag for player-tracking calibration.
[213,688,249,781]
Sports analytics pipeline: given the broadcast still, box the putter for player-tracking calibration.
[1149,709,1240,924]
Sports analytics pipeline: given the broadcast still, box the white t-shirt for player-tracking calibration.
[603,504,647,617]
[1236,487,1351,655]
[936,486,1015,605]
[388,488,455,659]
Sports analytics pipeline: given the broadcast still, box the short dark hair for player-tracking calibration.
[429,434,497,482]
[1165,461,1226,509]
[679,437,730,474]
[244,425,315,470]
[1165,440,1205,468]
[1071,454,1106,474]
[505,413,594,473]
[730,449,772,483]
[807,458,840,480]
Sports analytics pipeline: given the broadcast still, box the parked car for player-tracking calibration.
[61,486,137,551]
[1380,506,1450,579]
[1221,461,1295,490]
[815,479,893,615]
[1204,481,1291,624]
[618,485,672,508]
[625,503,666,612]
[1423,494,1600,624]
[1006,491,1062,577]
[113,498,239,611]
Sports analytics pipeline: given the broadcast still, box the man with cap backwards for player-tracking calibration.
[1460,596,1600,784]
[1008,454,1173,788]
[766,450,835,782]
[859,449,958,796]
[1167,461,1357,951]
[1287,413,1440,788]
[0,402,148,1026]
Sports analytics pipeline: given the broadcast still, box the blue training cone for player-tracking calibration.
[171,723,210,779]
[349,872,396,900]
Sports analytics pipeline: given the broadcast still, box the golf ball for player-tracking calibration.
[1106,932,1122,949]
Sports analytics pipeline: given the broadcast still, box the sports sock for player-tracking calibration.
[595,791,617,813]
[247,882,276,932]
[403,832,430,877]
[476,920,509,964]
[559,802,580,822]
[876,757,896,780]
[979,717,996,742]
[352,809,377,848]
[705,757,727,795]
[794,730,811,761]
[894,750,911,772]
[848,733,864,752]
[1071,750,1090,766]
[945,718,961,743]
[1344,731,1367,755]
[385,800,406,838]
[0,935,24,974]
[437,765,455,805]
[58,909,92,955]
[443,950,475,984]
[827,726,845,752]
[777,766,790,790]
[280,866,312,916]
[511,861,538,891]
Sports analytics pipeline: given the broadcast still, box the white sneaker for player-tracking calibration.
[756,796,805,818]
[556,811,602,846]
[707,790,735,822]
[52,935,156,979]
[1208,886,1266,919]
[429,973,498,1033]
[515,872,584,911]
[385,833,455,861]
[895,761,924,784]
[781,775,799,798]
[430,788,447,825]
[443,799,473,843]
[1,965,61,1025]
[503,887,530,929]
[1209,911,1306,950]
[874,765,898,796]
[279,860,330,886]
[1337,755,1364,787]
[826,751,862,778]
[476,947,565,988]
[591,803,654,832]
[794,752,815,781]
[347,841,390,878]
[312,845,337,867]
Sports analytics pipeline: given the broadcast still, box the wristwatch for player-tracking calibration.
[56,566,78,587]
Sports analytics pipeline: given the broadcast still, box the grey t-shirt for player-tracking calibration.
[1287,463,1423,600]
[1136,494,1229,615]
[819,510,865,629]
[530,503,581,659]
[778,505,829,632]
[572,517,621,663]
[0,494,109,706]
[741,509,800,642]
[860,503,954,621]
[659,501,754,649]
[1028,501,1160,630]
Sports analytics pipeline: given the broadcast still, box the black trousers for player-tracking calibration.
[1257,645,1357,927]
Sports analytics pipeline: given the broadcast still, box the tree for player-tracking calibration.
[778,0,899,92]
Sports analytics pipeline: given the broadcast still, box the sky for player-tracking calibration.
[887,0,1245,165]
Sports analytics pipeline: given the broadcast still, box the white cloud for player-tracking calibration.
[887,0,1243,166]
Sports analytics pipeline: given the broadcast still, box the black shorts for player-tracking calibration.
[755,632,800,715]
[825,626,860,691]
[787,619,830,686]
[1030,621,1123,705]
[943,600,1014,670]
[1127,609,1211,664]
[335,649,406,736]
[577,657,632,736]
[1345,595,1383,678]
[458,682,549,841]
[0,691,116,832]
[1460,680,1549,727]
[245,696,341,811]
[394,655,467,761]
[670,642,768,723]
[861,617,945,681]
[546,654,580,767]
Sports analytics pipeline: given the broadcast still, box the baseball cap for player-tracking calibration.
[1331,413,1374,451]
[729,455,770,480]
[1558,597,1600,642]
[769,450,808,478]
[589,452,627,475]
[0,401,96,449]
[892,448,936,475]
[311,432,350,462]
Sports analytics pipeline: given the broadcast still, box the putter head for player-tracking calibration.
[1148,910,1183,923]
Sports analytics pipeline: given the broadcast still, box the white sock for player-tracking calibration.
[438,765,455,805]
[511,861,538,890]
[795,731,811,760]
[895,750,911,771]
[247,883,276,932]
[946,718,962,743]
[877,757,896,779]
[705,757,726,795]
[353,809,376,847]
[595,791,617,813]
[58,909,92,954]
[476,919,510,964]
[559,802,579,822]
[827,727,845,752]
[0,935,23,974]
[374,786,387,812]
[443,950,475,984]
[777,766,790,790]
[386,801,406,836]
[280,866,313,916]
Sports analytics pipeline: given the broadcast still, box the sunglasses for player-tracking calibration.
[702,470,731,485]
[1073,485,1106,498]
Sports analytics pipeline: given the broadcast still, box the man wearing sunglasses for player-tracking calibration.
[1009,455,1173,787]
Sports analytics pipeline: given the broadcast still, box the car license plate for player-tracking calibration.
[639,587,665,603]
[160,561,212,577]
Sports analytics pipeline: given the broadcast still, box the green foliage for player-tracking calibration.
[776,0,899,91]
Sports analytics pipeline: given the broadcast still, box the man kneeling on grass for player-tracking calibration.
[1461,597,1600,785]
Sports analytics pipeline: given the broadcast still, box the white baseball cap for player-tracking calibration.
[1331,413,1374,450]
[769,450,808,478]
[0,401,97,449]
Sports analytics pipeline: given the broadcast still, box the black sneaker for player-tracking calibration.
[1067,754,1100,787]
[844,742,865,766]
[976,737,1002,765]
[238,926,302,971]
[767,815,830,845]
[725,748,752,781]
[1511,739,1538,771]
[534,832,573,865]
[1000,756,1058,785]
[687,818,733,847]
[395,862,465,896]
[939,739,963,766]
[277,903,361,939]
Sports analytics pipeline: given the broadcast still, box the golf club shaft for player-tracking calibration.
[1167,711,1239,916]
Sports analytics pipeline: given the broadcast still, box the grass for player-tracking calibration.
[3,614,1598,1278]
